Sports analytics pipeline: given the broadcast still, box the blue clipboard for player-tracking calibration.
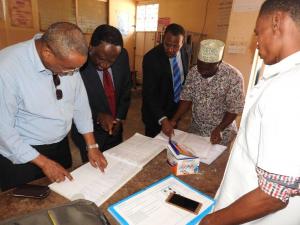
[108,174,215,225]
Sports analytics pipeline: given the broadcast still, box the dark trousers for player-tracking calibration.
[0,137,71,191]
[144,122,161,138]
[71,124,123,163]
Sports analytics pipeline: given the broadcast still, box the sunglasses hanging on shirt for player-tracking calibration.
[52,75,63,100]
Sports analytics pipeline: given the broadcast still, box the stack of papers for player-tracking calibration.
[155,129,227,165]
[49,133,165,206]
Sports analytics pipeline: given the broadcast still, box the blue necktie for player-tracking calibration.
[172,57,182,103]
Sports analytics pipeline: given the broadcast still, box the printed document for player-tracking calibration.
[108,175,215,225]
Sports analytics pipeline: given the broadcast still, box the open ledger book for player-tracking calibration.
[49,133,165,206]
[155,129,227,165]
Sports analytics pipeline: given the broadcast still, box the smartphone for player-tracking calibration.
[12,184,50,199]
[166,193,202,214]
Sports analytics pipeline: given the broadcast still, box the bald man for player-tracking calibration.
[0,22,107,191]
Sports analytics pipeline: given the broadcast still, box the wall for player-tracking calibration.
[223,0,264,92]
[137,0,263,94]
[136,0,228,40]
[109,0,136,70]
[0,0,39,48]
[0,0,262,84]
[0,0,136,69]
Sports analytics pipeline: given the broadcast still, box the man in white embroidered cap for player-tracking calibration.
[163,39,245,146]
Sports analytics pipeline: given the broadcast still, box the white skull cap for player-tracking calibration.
[198,39,225,63]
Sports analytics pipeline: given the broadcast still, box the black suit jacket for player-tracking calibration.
[81,48,131,125]
[142,44,189,125]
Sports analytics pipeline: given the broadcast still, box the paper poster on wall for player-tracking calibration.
[77,0,107,33]
[117,11,130,36]
[0,0,4,20]
[227,38,247,54]
[8,0,33,28]
[157,17,170,32]
[37,0,76,31]
[233,0,264,12]
[216,0,233,42]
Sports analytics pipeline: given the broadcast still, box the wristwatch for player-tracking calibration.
[86,143,99,151]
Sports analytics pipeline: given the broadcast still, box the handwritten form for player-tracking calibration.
[109,176,214,225]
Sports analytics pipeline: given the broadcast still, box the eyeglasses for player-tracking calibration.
[52,75,63,100]
[60,67,80,76]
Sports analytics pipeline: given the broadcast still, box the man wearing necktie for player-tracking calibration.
[142,23,189,137]
[71,25,131,162]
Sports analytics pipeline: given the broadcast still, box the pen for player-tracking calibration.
[48,210,59,225]
[169,140,180,155]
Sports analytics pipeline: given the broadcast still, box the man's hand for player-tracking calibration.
[161,118,175,138]
[31,154,73,183]
[96,113,116,135]
[88,148,108,172]
[112,120,122,136]
[210,126,222,144]
[198,187,287,225]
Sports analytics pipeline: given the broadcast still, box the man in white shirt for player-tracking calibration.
[0,22,107,190]
[199,0,300,224]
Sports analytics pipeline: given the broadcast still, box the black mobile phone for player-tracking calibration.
[12,184,50,199]
[166,193,202,215]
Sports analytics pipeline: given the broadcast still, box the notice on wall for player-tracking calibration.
[227,43,247,54]
[157,17,170,32]
[77,0,107,34]
[37,0,76,31]
[215,0,233,42]
[233,0,264,12]
[0,0,4,20]
[117,11,130,36]
[8,0,33,28]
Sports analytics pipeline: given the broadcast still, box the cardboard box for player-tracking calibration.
[166,142,200,176]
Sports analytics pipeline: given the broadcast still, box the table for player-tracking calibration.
[0,149,230,224]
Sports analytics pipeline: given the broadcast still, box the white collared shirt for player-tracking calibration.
[0,34,93,164]
[214,51,300,224]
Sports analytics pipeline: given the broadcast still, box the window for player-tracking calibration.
[136,3,159,32]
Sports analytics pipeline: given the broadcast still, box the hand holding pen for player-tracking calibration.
[161,118,175,138]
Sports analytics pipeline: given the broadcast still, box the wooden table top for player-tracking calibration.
[0,149,230,224]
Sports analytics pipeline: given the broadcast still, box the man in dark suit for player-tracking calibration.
[72,25,131,162]
[142,23,189,137]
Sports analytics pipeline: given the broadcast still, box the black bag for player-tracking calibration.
[0,199,110,225]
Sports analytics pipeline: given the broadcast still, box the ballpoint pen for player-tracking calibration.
[169,140,180,155]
